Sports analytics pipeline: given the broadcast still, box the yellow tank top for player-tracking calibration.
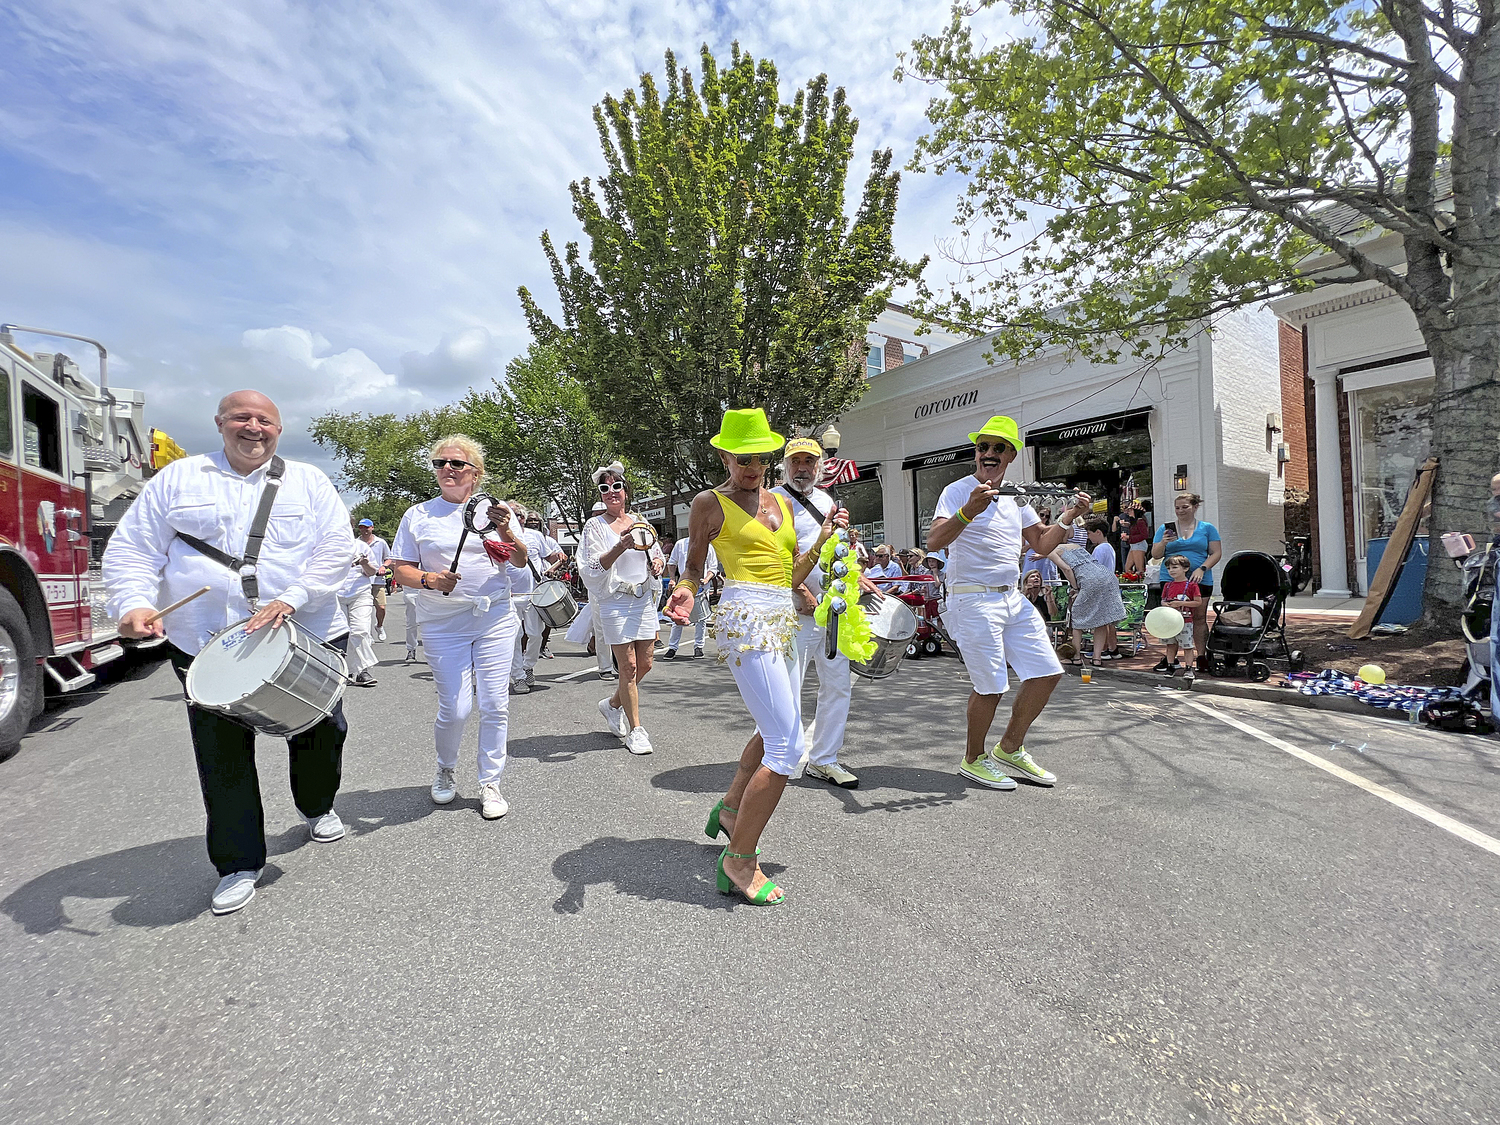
[711,490,797,586]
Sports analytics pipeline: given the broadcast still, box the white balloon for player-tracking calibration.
[1145,606,1185,640]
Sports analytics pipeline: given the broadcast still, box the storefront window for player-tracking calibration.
[1034,427,1153,528]
[914,459,976,545]
[1354,379,1433,554]
[838,475,884,547]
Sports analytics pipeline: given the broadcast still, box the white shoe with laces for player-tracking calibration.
[625,727,653,755]
[480,782,508,820]
[598,697,628,739]
[431,766,457,804]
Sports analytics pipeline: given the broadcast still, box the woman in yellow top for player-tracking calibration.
[665,408,844,905]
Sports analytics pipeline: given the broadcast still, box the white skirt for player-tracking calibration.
[598,587,660,645]
[714,580,798,665]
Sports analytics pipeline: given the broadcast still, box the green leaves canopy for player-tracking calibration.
[522,43,923,490]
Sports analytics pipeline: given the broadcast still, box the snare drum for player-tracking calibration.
[850,592,920,680]
[531,579,580,628]
[186,618,348,737]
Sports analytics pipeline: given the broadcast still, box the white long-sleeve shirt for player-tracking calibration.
[581,514,664,596]
[103,451,354,654]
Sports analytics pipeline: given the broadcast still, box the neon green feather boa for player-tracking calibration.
[813,533,877,663]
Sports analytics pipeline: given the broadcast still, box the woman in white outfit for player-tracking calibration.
[389,436,527,820]
[582,463,664,754]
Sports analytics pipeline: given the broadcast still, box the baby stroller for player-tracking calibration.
[1204,551,1306,681]
[1429,540,1497,734]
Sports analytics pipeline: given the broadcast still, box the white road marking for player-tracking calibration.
[1175,695,1500,860]
[552,667,601,683]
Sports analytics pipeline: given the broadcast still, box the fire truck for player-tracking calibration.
[0,322,157,757]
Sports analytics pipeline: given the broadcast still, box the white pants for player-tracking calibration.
[667,614,708,651]
[590,602,612,673]
[791,614,852,768]
[426,607,519,785]
[404,589,422,653]
[509,595,545,682]
[337,589,377,678]
[731,644,806,778]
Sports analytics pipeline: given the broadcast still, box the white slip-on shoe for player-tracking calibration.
[480,782,508,820]
[598,697,628,739]
[375,627,387,641]
[211,868,263,915]
[304,810,346,842]
[804,760,860,789]
[431,766,458,804]
[625,727,654,755]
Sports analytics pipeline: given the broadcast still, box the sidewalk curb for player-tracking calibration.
[1073,665,1388,720]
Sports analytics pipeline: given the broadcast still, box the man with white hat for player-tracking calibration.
[356,518,391,640]
[927,415,1091,790]
[771,435,883,788]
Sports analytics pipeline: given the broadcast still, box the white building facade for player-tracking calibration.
[832,309,1289,568]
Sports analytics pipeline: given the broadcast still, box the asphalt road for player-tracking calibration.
[3,591,1499,1124]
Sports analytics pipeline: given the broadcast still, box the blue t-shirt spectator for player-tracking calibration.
[1153,520,1221,587]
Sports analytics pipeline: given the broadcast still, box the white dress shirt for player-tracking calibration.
[103,451,354,654]
[341,541,374,598]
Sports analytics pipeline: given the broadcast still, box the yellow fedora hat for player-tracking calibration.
[710,408,785,456]
[967,414,1023,451]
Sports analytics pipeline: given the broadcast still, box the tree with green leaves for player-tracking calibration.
[309,406,468,536]
[461,343,646,537]
[900,0,1499,619]
[521,43,923,491]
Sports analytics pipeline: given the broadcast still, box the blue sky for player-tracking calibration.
[0,0,1009,472]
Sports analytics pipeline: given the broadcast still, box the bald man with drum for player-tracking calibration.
[104,390,356,916]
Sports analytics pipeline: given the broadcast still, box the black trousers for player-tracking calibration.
[170,634,349,877]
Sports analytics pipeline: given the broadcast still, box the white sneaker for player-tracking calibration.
[625,726,654,755]
[804,760,859,789]
[480,782,508,819]
[304,810,346,842]
[210,868,263,915]
[431,766,457,804]
[376,627,387,641]
[598,697,628,739]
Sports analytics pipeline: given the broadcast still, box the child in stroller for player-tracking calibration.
[1203,551,1306,681]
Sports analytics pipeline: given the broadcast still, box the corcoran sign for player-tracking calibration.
[1027,408,1152,447]
[913,388,979,421]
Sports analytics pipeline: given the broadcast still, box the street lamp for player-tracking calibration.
[819,423,841,456]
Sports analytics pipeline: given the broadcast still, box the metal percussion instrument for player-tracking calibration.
[186,617,348,737]
[850,591,920,680]
[530,579,580,628]
[626,522,657,551]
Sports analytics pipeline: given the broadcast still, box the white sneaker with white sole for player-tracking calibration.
[625,727,654,755]
[211,868,263,915]
[480,782,508,819]
[304,810,346,842]
[431,766,457,804]
[598,697,629,739]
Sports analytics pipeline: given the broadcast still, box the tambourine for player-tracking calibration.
[625,522,657,551]
[443,492,504,596]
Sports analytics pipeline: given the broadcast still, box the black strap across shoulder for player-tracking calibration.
[783,486,830,525]
[177,456,286,605]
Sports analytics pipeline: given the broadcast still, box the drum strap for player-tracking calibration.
[176,456,286,606]
[784,487,831,525]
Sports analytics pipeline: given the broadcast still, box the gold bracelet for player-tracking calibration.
[673,578,699,595]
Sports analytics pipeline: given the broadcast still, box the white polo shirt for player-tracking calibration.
[933,474,1040,589]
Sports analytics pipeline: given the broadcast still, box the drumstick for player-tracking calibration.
[442,527,469,597]
[145,586,212,625]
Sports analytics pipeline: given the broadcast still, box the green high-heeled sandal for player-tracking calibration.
[704,799,739,841]
[716,847,784,906]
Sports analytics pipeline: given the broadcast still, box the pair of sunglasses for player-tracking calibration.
[598,480,626,494]
[735,453,769,466]
[432,458,472,470]
[974,441,1011,455]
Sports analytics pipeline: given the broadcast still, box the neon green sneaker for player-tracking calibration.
[959,754,1018,790]
[989,745,1056,786]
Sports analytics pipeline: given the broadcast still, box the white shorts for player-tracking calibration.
[946,588,1063,695]
[598,587,660,646]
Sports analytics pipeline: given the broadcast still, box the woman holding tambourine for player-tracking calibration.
[389,435,527,821]
[582,462,665,755]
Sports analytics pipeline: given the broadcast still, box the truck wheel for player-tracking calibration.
[0,587,41,758]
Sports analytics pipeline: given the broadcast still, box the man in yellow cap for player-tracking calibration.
[770,435,884,788]
[927,415,1092,789]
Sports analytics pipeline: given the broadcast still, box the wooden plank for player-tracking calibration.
[1348,456,1438,639]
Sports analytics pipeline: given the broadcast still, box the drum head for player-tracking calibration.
[463,493,502,535]
[186,621,293,707]
[627,523,657,551]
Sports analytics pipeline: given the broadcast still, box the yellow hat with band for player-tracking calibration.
[967,414,1023,452]
[710,408,785,455]
[784,436,823,458]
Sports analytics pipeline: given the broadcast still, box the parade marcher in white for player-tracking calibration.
[105,390,355,916]
[357,518,391,640]
[389,435,527,820]
[338,523,384,686]
[505,502,565,694]
[771,436,883,789]
[568,500,616,679]
[663,534,718,658]
[926,415,1091,790]
[583,463,665,754]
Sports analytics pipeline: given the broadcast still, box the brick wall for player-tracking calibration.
[1277,320,1309,490]
[884,337,905,371]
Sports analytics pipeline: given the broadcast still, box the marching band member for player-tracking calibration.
[771,436,882,789]
[582,463,665,754]
[389,436,527,821]
[567,501,617,679]
[504,502,565,694]
[925,415,1091,790]
[338,522,383,686]
[666,409,845,905]
[105,390,354,916]
[357,518,392,640]
[663,534,718,658]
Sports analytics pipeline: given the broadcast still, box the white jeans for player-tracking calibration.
[509,595,545,682]
[404,589,422,653]
[791,614,852,768]
[667,614,708,651]
[717,583,804,777]
[337,589,377,677]
[426,607,519,785]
